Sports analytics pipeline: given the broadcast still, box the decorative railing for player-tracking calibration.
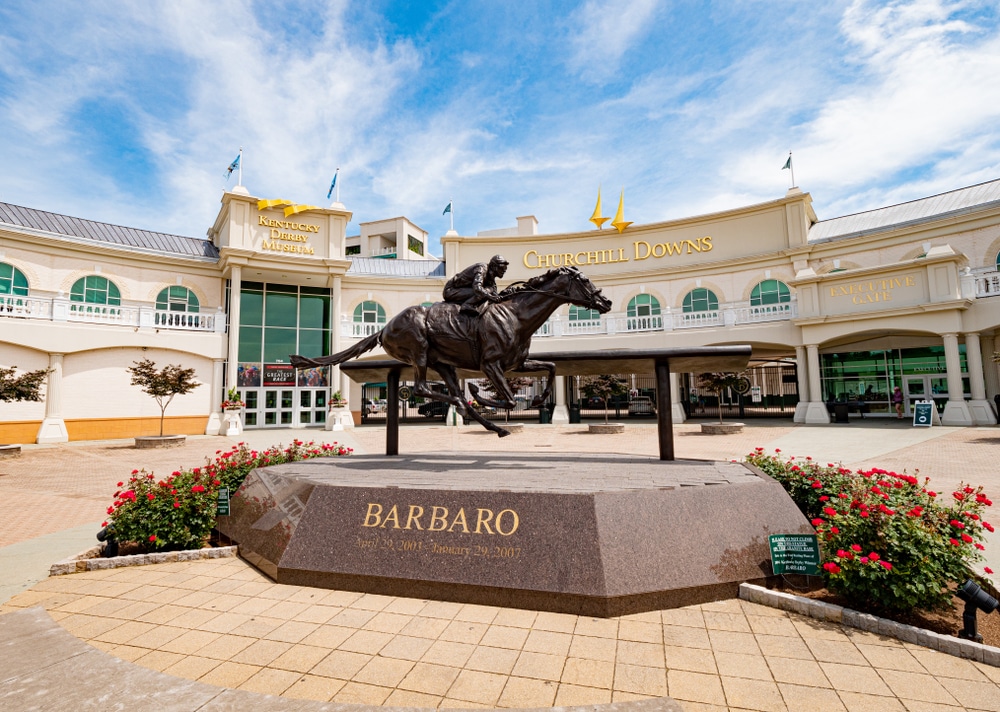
[973,269,1000,298]
[0,294,223,332]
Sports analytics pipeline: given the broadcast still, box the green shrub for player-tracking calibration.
[105,439,352,551]
[747,448,993,613]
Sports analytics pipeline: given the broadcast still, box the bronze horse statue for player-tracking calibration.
[290,266,612,436]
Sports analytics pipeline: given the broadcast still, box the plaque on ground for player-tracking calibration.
[216,453,813,617]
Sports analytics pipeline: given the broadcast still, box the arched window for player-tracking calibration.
[569,304,602,321]
[70,276,121,305]
[156,286,200,312]
[749,279,790,306]
[0,263,29,296]
[354,301,386,324]
[995,250,1000,270]
[682,288,718,312]
[626,294,661,317]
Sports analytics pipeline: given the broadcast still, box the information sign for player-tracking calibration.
[217,488,231,516]
[912,400,940,427]
[768,533,821,575]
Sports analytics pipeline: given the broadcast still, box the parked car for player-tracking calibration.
[418,400,450,419]
[628,396,656,416]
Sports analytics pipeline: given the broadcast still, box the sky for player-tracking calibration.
[2,0,1000,257]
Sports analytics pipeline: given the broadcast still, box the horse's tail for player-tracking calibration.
[290,330,383,369]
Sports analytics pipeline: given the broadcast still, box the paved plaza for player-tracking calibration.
[3,419,1000,710]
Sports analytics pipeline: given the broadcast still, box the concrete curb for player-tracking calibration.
[48,545,238,576]
[740,582,1000,666]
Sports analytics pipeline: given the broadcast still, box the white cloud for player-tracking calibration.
[565,0,661,84]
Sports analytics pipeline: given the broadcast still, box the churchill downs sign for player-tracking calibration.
[523,236,713,269]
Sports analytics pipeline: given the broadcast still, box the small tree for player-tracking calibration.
[581,374,628,424]
[480,376,533,422]
[0,365,50,402]
[697,372,748,424]
[128,358,200,437]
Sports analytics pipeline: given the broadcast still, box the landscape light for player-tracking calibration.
[956,579,999,643]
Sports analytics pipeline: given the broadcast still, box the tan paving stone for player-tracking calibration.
[91,620,157,645]
[747,614,799,637]
[532,610,577,633]
[715,650,775,681]
[197,660,262,688]
[134,603,189,625]
[316,590,363,607]
[291,604,340,625]
[897,702,966,711]
[262,619,321,644]
[721,676,788,712]
[378,634,436,662]
[611,690,651,702]
[663,644,717,674]
[554,683,613,706]
[309,649,371,679]
[767,656,829,686]
[465,645,521,674]
[384,689,443,707]
[105,644,149,662]
[398,661,462,695]
[569,634,617,662]
[497,676,558,708]
[610,662,666,697]
[338,628,394,654]
[438,619,489,644]
[492,607,537,628]
[856,642,927,673]
[973,661,1000,684]
[225,614,284,639]
[157,628,221,655]
[778,682,847,711]
[820,661,894,695]
[299,623,354,649]
[837,690,908,711]
[381,597,428,615]
[755,633,815,660]
[667,669,726,706]
[281,674,346,702]
[454,603,500,624]
[794,617,855,641]
[878,669,960,705]
[446,669,508,705]
[574,616,619,638]
[332,681,392,705]
[420,600,465,620]
[261,599,310,620]
[328,607,377,628]
[560,657,615,689]
[806,638,870,666]
[230,639,294,666]
[352,655,415,687]
[703,610,752,633]
[512,650,566,681]
[439,698,491,708]
[936,676,1000,710]
[908,648,991,681]
[618,619,663,643]
[269,644,333,673]
[522,628,572,656]
[479,624,529,650]
[662,624,712,649]
[162,655,223,681]
[133,649,186,672]
[57,613,126,640]
[709,629,760,654]
[616,639,665,667]
[400,615,451,639]
[362,610,413,634]
[164,607,220,630]
[421,639,477,667]
[194,633,256,661]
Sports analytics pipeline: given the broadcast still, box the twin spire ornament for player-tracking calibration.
[589,187,632,233]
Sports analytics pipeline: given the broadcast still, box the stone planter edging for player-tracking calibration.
[134,435,186,449]
[589,423,625,434]
[49,545,238,576]
[740,582,1000,666]
[701,422,744,434]
[0,444,22,459]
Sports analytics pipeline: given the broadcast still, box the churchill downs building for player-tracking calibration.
[3,178,1000,444]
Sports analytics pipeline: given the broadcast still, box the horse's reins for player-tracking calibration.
[502,277,603,309]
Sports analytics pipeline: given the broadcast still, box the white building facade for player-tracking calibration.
[2,179,1000,443]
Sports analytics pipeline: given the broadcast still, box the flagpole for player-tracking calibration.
[238,147,243,186]
[336,168,340,204]
[788,151,795,188]
[450,198,454,232]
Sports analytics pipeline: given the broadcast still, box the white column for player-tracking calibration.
[551,375,569,424]
[36,353,69,443]
[942,333,973,425]
[983,334,1000,400]
[963,333,993,425]
[205,358,225,435]
[794,345,810,423]
[225,266,242,392]
[670,373,686,423]
[804,344,830,424]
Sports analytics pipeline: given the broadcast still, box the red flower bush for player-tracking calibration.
[747,448,991,613]
[106,439,352,552]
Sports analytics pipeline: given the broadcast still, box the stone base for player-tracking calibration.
[134,435,186,449]
[217,453,813,617]
[589,423,625,434]
[967,400,995,426]
[701,422,744,435]
[804,402,832,424]
[35,416,68,444]
[793,401,809,423]
[326,406,355,431]
[551,404,569,425]
[942,400,973,426]
[0,444,22,459]
[204,412,222,436]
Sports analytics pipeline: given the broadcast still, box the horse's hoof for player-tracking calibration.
[529,396,545,408]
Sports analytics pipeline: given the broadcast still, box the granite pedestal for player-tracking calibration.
[216,453,813,617]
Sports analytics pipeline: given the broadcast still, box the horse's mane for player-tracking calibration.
[506,266,576,294]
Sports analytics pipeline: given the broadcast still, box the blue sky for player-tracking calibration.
[2,0,1000,257]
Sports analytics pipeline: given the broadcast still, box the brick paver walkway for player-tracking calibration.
[3,420,1000,711]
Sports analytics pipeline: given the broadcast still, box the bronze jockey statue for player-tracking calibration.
[442,255,510,316]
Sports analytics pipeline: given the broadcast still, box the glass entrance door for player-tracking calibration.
[903,375,948,414]
[238,387,327,429]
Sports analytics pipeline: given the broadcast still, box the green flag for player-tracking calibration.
[782,156,791,170]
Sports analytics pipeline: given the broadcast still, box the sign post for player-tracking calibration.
[216,488,231,516]
[768,533,821,575]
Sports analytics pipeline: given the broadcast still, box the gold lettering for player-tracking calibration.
[576,252,589,265]
[363,503,382,527]
[404,505,425,530]
[634,241,651,260]
[586,251,599,264]
[616,247,626,262]
[905,276,916,286]
[448,508,470,533]
[652,243,666,258]
[380,504,401,529]
[685,239,702,253]
[475,508,495,534]
[563,253,575,266]
[495,509,519,536]
[701,236,713,250]
[429,506,448,531]
[523,250,539,269]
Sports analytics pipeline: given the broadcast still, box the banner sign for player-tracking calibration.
[768,533,821,575]
[217,488,231,516]
[263,364,296,386]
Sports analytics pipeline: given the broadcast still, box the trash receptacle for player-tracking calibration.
[569,404,581,423]
[539,405,552,424]
[833,402,850,423]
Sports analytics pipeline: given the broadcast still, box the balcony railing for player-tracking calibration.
[0,294,224,332]
[973,268,1000,298]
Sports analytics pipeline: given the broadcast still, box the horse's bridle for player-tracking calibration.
[505,270,605,310]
